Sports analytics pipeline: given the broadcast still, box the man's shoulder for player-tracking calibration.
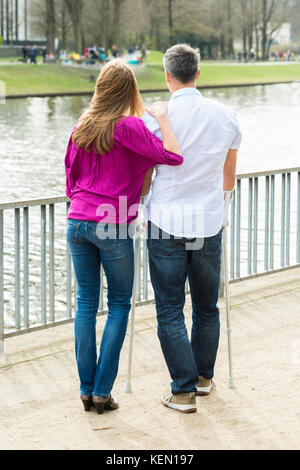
[170,93,237,121]
[201,96,237,119]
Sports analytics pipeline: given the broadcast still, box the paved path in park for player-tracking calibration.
[0,267,299,450]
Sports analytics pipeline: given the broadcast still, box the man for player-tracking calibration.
[143,44,242,414]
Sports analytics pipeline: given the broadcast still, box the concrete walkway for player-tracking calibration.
[0,268,299,450]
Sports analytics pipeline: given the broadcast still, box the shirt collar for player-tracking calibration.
[170,87,202,101]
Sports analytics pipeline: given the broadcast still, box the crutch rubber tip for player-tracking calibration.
[229,377,235,389]
[125,381,133,393]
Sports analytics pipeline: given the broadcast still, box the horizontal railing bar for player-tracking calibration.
[0,197,68,211]
[236,167,300,179]
[4,263,300,339]
[3,296,159,339]
[1,168,300,211]
[229,264,300,285]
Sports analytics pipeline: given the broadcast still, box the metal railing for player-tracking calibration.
[1,167,300,352]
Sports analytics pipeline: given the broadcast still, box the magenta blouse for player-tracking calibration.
[65,116,183,224]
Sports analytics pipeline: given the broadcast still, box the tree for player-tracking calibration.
[56,0,72,50]
[260,0,290,60]
[111,0,126,47]
[65,0,84,53]
[100,0,110,50]
[45,0,56,53]
[226,0,235,57]
[168,0,174,45]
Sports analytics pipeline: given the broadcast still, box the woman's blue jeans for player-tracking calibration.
[67,219,134,398]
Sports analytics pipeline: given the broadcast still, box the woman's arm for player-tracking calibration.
[145,102,181,155]
[141,168,154,196]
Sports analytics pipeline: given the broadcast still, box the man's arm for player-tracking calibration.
[224,149,238,191]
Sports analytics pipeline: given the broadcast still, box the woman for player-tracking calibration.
[65,59,183,415]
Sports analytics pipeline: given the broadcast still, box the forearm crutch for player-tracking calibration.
[223,190,235,389]
[125,201,144,393]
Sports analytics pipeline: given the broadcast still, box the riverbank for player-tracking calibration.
[1,61,300,98]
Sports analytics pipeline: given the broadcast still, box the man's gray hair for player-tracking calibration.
[163,44,201,84]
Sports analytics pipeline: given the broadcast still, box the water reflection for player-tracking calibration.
[0,83,299,203]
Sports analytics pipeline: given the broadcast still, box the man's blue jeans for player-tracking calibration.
[67,220,134,398]
[147,222,222,395]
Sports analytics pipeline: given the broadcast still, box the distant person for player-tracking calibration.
[237,51,242,63]
[29,46,38,64]
[64,60,183,414]
[22,45,28,62]
[59,49,67,63]
[250,48,255,62]
[99,47,106,63]
[42,48,47,63]
[141,44,147,61]
[243,50,248,63]
[111,45,118,58]
[90,45,99,62]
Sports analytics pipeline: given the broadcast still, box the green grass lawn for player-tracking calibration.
[0,64,97,95]
[1,58,300,97]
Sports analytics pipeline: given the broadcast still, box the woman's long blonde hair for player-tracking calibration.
[72,60,145,154]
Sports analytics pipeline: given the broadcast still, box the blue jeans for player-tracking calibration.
[67,220,134,398]
[147,222,222,395]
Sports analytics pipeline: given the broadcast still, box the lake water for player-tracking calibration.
[0,83,300,202]
[0,84,299,330]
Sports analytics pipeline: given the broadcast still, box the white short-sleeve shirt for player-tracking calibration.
[143,88,242,239]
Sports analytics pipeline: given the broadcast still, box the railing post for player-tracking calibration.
[281,174,286,267]
[248,178,253,275]
[230,191,235,279]
[41,205,47,325]
[286,173,291,266]
[253,177,258,274]
[0,210,4,355]
[15,208,21,330]
[270,175,275,270]
[136,236,142,302]
[23,207,29,329]
[49,204,55,322]
[66,202,72,318]
[235,179,241,278]
[143,238,148,300]
[99,266,104,312]
[264,176,270,271]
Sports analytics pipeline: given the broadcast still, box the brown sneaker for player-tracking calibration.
[161,391,197,414]
[196,377,215,396]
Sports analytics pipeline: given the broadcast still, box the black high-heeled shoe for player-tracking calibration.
[80,395,94,412]
[92,395,119,414]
